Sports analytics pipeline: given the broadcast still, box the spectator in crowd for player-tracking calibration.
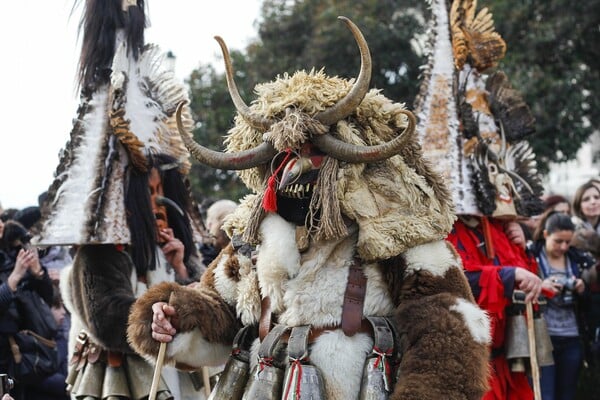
[0,209,18,223]
[570,180,600,397]
[0,221,56,400]
[571,180,600,258]
[522,194,572,244]
[27,281,69,400]
[529,211,593,400]
[198,199,237,265]
[12,207,41,232]
[544,195,571,215]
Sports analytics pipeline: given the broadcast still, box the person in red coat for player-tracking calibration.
[448,217,542,400]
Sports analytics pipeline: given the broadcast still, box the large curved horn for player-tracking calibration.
[176,102,276,170]
[314,16,372,126]
[214,36,274,132]
[312,109,416,163]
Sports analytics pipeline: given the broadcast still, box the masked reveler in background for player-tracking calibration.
[126,13,492,400]
[34,1,207,398]
[415,1,553,399]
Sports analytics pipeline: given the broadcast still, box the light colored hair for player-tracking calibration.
[206,200,238,233]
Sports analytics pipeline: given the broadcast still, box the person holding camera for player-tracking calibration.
[529,211,594,400]
[0,220,56,400]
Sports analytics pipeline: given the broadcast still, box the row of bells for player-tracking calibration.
[209,350,393,400]
[505,313,554,372]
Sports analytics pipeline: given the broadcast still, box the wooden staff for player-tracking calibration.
[149,292,175,400]
[202,366,211,397]
[525,300,541,400]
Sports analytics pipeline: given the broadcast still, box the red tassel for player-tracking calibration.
[481,216,495,260]
[262,175,279,212]
[262,149,292,213]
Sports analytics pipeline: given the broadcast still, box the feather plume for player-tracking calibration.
[451,0,506,71]
[486,71,536,141]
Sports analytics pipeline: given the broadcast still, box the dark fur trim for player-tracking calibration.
[222,246,242,282]
[127,281,242,359]
[173,286,241,343]
[398,250,475,305]
[127,281,179,357]
[392,293,489,400]
[71,245,137,353]
[379,255,408,306]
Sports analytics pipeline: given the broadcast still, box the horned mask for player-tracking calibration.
[178,16,455,262]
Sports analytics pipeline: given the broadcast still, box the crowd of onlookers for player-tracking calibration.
[1,178,599,399]
[520,178,600,399]
[0,195,238,400]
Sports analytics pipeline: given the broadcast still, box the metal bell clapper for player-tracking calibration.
[242,324,288,400]
[505,291,530,372]
[209,326,255,400]
[359,317,396,400]
[281,326,325,400]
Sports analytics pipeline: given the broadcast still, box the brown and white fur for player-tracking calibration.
[128,212,491,399]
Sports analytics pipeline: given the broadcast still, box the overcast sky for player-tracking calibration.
[0,0,261,210]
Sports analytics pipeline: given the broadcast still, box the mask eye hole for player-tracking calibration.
[269,150,300,184]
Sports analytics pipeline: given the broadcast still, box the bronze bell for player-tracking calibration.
[209,352,251,400]
[209,326,254,400]
[359,317,396,400]
[505,313,530,372]
[242,363,284,400]
[534,316,554,367]
[241,324,288,400]
[282,363,325,400]
[281,326,325,400]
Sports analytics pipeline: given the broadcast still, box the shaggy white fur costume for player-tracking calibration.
[129,213,491,399]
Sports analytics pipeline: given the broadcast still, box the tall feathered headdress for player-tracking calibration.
[36,0,196,245]
[415,0,543,219]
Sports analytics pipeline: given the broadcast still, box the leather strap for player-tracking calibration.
[341,259,367,336]
[366,317,394,353]
[259,296,273,342]
[259,258,367,340]
[258,324,289,359]
[231,325,254,363]
[287,326,311,361]
[280,320,373,345]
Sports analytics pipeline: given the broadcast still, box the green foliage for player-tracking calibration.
[186,0,428,199]
[185,0,600,198]
[250,0,428,102]
[487,0,600,172]
[185,58,252,204]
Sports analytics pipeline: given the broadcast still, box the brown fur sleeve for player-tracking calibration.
[127,280,241,359]
[387,241,490,399]
[391,293,490,400]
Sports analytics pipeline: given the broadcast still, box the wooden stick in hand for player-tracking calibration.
[526,301,541,400]
[149,292,175,400]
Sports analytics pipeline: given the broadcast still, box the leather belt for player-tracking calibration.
[279,320,373,345]
[258,258,368,341]
[341,259,367,336]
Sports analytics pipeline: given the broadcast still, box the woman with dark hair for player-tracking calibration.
[571,180,600,259]
[0,221,57,400]
[529,211,593,400]
[544,195,571,215]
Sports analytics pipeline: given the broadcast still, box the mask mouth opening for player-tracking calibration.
[280,183,314,199]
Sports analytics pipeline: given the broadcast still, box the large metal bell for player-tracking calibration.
[534,317,554,367]
[505,314,530,372]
